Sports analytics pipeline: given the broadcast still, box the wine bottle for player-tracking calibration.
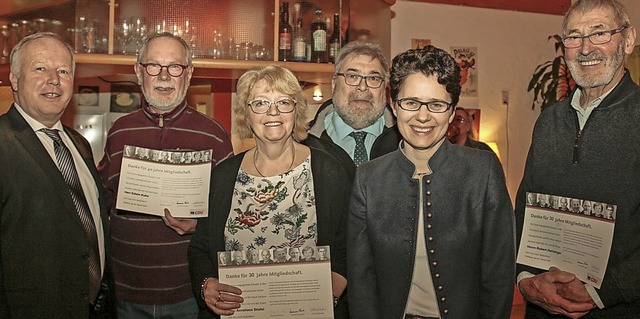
[310,8,328,63]
[278,2,292,61]
[329,13,341,63]
[292,2,307,62]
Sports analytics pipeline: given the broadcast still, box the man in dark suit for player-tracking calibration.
[0,32,114,318]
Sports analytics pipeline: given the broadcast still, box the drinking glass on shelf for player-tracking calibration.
[1,25,10,58]
[209,29,224,59]
[133,18,148,53]
[116,19,133,54]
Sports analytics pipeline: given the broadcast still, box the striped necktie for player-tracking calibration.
[40,128,101,302]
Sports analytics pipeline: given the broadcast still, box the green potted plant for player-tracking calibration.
[528,35,576,111]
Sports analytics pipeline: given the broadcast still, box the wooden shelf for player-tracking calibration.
[0,53,335,86]
[0,0,395,87]
[0,0,73,19]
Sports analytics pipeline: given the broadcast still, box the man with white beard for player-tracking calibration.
[98,32,233,318]
[515,0,638,317]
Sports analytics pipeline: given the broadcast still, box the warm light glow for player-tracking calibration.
[486,142,501,160]
[312,87,323,101]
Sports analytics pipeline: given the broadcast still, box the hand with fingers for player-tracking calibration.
[162,208,197,235]
[202,277,244,315]
[518,267,596,318]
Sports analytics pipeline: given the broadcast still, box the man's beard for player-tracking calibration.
[143,84,187,111]
[335,91,385,130]
[567,42,625,88]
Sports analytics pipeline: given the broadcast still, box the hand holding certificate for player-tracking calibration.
[116,146,212,218]
[214,246,334,319]
[517,192,616,289]
[201,277,244,316]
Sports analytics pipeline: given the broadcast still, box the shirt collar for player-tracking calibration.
[326,107,385,141]
[570,86,614,113]
[14,103,64,132]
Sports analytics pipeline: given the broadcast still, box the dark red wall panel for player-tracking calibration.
[409,0,571,15]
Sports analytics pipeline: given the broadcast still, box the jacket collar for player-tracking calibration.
[395,138,452,177]
[567,69,639,112]
[141,98,188,126]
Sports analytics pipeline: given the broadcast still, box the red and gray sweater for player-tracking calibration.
[98,99,233,305]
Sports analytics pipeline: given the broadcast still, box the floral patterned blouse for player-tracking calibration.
[224,155,317,251]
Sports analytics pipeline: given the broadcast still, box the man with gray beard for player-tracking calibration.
[98,32,233,318]
[515,0,638,317]
[309,41,400,165]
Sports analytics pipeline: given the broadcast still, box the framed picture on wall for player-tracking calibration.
[411,38,431,49]
[629,45,640,85]
[451,46,478,97]
[77,85,100,107]
[110,84,141,113]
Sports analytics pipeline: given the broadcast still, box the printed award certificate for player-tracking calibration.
[116,146,212,218]
[517,192,616,288]
[218,246,334,318]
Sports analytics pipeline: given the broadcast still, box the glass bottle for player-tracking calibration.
[291,3,307,62]
[278,2,292,61]
[1,25,9,58]
[75,16,86,53]
[310,8,327,63]
[292,19,308,62]
[329,13,341,63]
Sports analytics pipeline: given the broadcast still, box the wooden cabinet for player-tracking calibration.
[0,0,391,86]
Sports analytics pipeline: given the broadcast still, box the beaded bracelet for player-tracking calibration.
[200,277,212,301]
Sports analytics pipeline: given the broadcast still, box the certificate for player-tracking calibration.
[218,246,334,318]
[116,146,212,218]
[517,192,616,288]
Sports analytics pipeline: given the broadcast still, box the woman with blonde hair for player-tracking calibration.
[189,65,351,318]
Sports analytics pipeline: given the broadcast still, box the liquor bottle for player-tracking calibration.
[278,2,292,61]
[291,2,307,62]
[310,8,328,63]
[292,18,307,62]
[329,13,341,63]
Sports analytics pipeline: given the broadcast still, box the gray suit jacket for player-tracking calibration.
[348,140,515,319]
[0,105,113,318]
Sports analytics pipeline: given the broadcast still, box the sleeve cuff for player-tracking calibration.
[585,284,605,309]
[517,271,535,285]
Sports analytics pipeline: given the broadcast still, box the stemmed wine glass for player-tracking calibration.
[116,19,133,54]
[133,18,148,53]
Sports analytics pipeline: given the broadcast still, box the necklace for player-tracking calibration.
[253,144,296,177]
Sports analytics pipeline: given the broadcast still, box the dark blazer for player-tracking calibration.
[302,134,356,180]
[0,105,115,319]
[348,140,515,319]
[189,147,352,319]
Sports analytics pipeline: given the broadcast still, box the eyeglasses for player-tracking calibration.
[336,73,385,89]
[396,98,453,113]
[247,98,296,114]
[139,63,188,77]
[562,26,628,48]
[452,116,468,124]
